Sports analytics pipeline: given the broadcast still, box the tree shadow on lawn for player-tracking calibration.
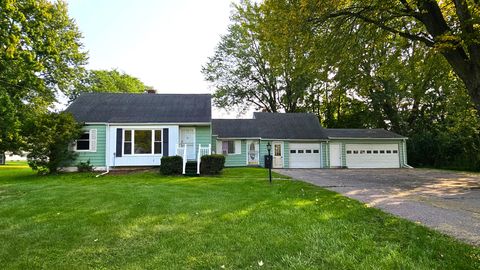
[0,168,479,269]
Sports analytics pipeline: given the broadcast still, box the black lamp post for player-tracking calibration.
[267,142,272,184]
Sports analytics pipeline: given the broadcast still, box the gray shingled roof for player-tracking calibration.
[212,113,329,139]
[66,93,211,123]
[212,119,259,138]
[212,113,405,140]
[325,129,406,139]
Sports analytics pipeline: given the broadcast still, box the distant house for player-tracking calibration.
[64,93,408,173]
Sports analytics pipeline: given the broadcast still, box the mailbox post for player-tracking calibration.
[265,142,272,184]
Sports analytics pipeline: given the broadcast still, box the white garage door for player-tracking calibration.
[289,143,321,168]
[346,144,400,168]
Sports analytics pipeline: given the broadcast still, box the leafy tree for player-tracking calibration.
[24,112,82,175]
[0,0,87,153]
[70,69,150,101]
[308,0,480,117]
[203,0,323,113]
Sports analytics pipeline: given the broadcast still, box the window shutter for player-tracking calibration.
[235,140,241,154]
[89,129,97,152]
[116,128,123,157]
[163,128,169,156]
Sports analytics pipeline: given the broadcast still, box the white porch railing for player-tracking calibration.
[176,144,188,174]
[197,144,211,174]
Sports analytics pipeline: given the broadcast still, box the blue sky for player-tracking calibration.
[66,0,234,95]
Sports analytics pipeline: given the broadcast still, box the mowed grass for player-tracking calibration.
[0,164,478,269]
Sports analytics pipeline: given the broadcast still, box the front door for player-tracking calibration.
[273,142,283,168]
[179,128,195,160]
[247,140,259,165]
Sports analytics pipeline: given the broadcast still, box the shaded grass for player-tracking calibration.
[0,166,478,269]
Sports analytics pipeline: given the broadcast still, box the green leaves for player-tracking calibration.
[69,69,150,101]
[24,111,83,174]
[0,0,87,153]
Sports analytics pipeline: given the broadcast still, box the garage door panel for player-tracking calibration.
[289,143,321,168]
[346,144,400,168]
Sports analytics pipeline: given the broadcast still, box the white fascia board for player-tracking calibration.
[260,138,328,142]
[85,122,211,126]
[328,137,407,140]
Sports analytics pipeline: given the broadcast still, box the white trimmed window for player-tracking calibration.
[220,140,241,155]
[75,129,97,152]
[124,129,162,155]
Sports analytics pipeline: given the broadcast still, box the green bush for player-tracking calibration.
[160,156,183,175]
[77,160,93,172]
[25,112,83,175]
[200,154,225,175]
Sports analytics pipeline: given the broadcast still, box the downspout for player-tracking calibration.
[402,138,413,169]
[96,123,110,177]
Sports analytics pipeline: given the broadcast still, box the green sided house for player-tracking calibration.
[212,113,408,169]
[65,92,408,173]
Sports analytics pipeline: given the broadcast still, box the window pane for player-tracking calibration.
[313,150,319,153]
[298,150,304,153]
[373,150,378,154]
[227,141,235,154]
[386,150,392,154]
[134,130,152,154]
[306,150,312,153]
[380,150,385,154]
[125,130,132,141]
[154,142,162,154]
[76,140,89,150]
[155,130,162,141]
[393,150,398,154]
[367,150,372,154]
[274,145,281,156]
[124,142,132,155]
[80,133,90,140]
[290,150,296,154]
[346,150,352,154]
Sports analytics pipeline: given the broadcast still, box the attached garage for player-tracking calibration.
[345,143,400,168]
[289,143,321,168]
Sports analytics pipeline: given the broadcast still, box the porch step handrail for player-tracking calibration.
[176,144,188,174]
[196,144,212,174]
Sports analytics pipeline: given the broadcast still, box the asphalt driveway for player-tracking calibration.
[275,168,480,246]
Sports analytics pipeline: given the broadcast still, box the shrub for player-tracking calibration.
[160,156,183,175]
[77,160,93,172]
[200,154,225,175]
[25,112,83,174]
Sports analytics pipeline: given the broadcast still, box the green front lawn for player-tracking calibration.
[0,165,478,269]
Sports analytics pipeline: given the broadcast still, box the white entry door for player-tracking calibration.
[247,140,259,165]
[273,142,283,168]
[179,128,195,160]
[329,143,342,167]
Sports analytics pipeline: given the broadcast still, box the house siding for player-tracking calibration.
[195,126,212,149]
[224,140,247,167]
[72,125,107,167]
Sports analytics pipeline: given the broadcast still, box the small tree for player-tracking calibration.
[24,112,83,174]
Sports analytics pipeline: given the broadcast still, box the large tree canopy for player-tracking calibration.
[202,0,323,113]
[0,0,87,153]
[70,69,151,101]
[307,0,480,116]
[204,0,480,171]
